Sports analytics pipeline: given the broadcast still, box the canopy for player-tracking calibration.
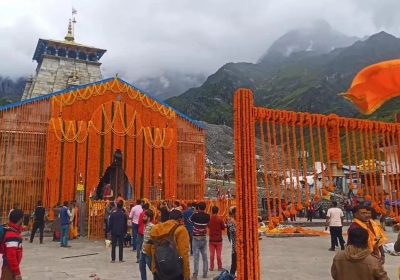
[339,59,400,114]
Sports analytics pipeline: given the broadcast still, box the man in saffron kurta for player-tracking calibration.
[347,205,387,264]
[72,201,79,238]
[69,201,75,240]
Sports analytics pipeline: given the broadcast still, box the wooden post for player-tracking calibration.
[233,88,260,280]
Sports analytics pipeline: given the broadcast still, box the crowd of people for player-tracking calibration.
[3,195,399,280]
[105,199,237,280]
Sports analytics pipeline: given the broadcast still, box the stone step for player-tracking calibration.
[278,221,352,228]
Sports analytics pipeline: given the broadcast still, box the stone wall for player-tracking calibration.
[22,55,103,100]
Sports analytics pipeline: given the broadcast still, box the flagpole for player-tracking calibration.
[72,8,77,38]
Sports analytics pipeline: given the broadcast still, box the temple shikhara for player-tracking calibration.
[0,18,205,222]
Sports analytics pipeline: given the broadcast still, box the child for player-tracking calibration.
[124,232,131,248]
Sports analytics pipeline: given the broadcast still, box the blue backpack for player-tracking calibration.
[213,269,236,280]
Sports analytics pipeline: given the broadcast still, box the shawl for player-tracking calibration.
[353,218,387,251]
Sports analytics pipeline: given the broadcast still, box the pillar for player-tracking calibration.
[233,88,260,280]
[326,114,345,191]
[395,114,400,198]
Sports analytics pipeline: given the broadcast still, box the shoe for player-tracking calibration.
[40,242,43,244]
[209,268,214,271]
[328,248,335,251]
[29,241,33,243]
[203,274,207,278]
[192,277,198,280]
[119,260,125,263]
[136,259,139,263]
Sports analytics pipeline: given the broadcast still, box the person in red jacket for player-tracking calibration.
[1,208,24,280]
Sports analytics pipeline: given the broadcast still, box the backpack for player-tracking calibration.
[213,269,236,280]
[153,224,184,280]
[0,224,17,254]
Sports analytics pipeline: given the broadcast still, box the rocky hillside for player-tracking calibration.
[201,121,263,168]
[166,30,400,126]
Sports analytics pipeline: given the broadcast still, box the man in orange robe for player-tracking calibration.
[73,201,79,238]
[69,200,79,239]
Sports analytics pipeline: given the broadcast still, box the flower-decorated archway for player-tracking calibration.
[43,100,178,209]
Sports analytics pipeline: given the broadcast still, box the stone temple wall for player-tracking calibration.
[22,55,103,100]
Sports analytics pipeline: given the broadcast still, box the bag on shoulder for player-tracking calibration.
[213,269,236,280]
[154,224,183,280]
[0,224,17,254]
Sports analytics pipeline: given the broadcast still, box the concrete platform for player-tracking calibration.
[19,225,400,279]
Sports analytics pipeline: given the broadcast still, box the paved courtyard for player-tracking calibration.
[19,226,400,279]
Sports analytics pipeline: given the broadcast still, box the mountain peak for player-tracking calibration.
[311,19,332,31]
[258,21,360,64]
[368,31,397,41]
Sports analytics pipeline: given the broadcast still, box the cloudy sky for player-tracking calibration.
[0,0,399,81]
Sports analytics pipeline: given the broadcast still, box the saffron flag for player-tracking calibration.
[339,59,400,114]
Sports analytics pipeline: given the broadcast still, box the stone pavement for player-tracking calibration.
[20,226,400,279]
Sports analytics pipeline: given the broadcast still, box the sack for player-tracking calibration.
[213,269,236,280]
[153,224,183,280]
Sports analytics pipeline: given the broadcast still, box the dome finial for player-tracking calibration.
[64,19,74,42]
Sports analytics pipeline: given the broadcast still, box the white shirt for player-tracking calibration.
[129,205,143,224]
[327,207,344,227]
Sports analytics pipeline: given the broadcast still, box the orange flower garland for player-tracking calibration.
[42,79,204,209]
[233,88,260,280]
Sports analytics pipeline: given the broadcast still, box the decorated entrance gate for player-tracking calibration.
[234,88,400,280]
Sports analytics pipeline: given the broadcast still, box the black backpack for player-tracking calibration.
[153,224,183,280]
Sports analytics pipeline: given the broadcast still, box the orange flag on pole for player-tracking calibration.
[339,59,400,114]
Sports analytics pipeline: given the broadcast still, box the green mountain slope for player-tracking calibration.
[166,32,400,126]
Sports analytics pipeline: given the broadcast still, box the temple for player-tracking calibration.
[21,19,106,100]
[0,16,205,222]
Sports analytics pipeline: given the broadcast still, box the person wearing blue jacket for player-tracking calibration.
[59,201,72,248]
[183,202,195,255]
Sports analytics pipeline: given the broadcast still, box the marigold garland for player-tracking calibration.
[42,81,204,208]
[234,88,260,280]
